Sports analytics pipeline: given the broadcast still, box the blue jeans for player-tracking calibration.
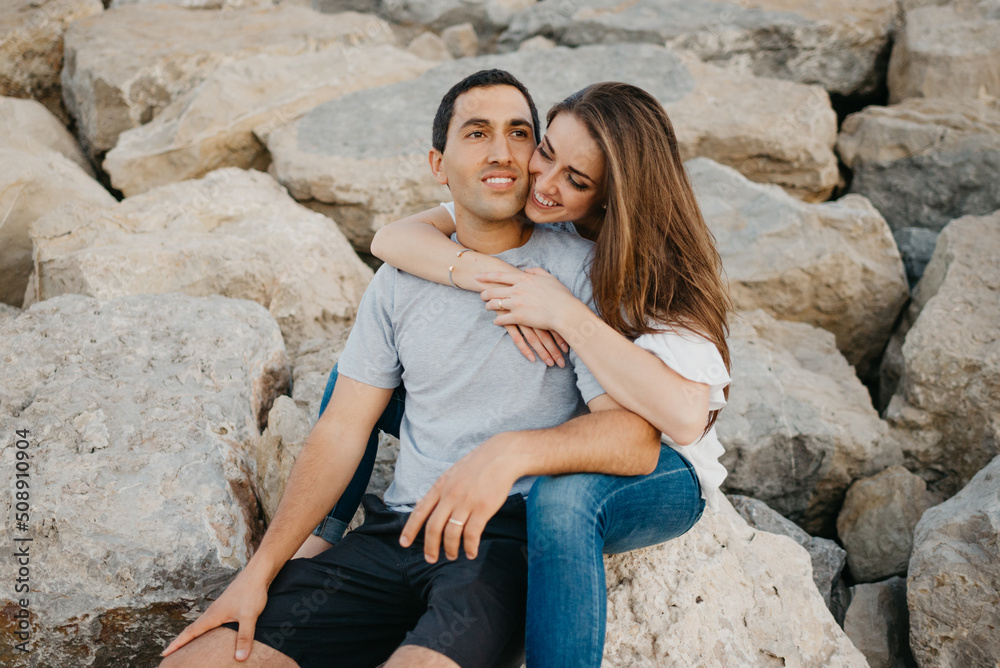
[313,366,705,667]
[311,364,405,543]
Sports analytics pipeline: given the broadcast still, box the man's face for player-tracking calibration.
[432,85,535,223]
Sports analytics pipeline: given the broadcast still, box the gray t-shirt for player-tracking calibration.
[337,225,605,510]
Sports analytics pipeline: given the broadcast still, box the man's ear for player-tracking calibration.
[428,148,448,186]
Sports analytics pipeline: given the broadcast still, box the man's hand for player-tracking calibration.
[160,563,271,662]
[399,435,521,562]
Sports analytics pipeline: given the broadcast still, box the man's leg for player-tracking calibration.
[159,627,297,668]
[384,645,459,668]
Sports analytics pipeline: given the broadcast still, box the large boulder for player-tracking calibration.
[602,497,868,666]
[267,44,839,253]
[881,211,1000,497]
[25,168,373,356]
[843,577,912,668]
[888,2,1000,104]
[110,0,273,7]
[104,45,434,197]
[0,96,94,176]
[908,454,1000,668]
[313,0,536,38]
[838,97,1000,234]
[0,0,103,123]
[729,494,848,619]
[836,466,938,583]
[0,293,290,667]
[61,4,396,159]
[691,158,908,373]
[717,310,901,536]
[0,149,114,308]
[499,0,897,97]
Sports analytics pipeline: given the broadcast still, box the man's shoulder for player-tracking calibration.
[530,224,594,263]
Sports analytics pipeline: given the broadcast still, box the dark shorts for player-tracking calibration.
[224,494,528,668]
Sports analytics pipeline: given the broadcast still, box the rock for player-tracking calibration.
[838,97,1000,233]
[843,577,912,668]
[25,168,373,354]
[256,395,313,524]
[888,3,1000,104]
[110,0,273,7]
[517,35,555,51]
[0,0,103,124]
[267,44,839,254]
[407,31,453,61]
[103,45,434,197]
[0,149,114,308]
[500,0,897,97]
[0,304,20,324]
[601,497,868,666]
[61,4,396,159]
[441,22,479,58]
[0,96,94,176]
[0,293,290,667]
[717,310,901,536]
[313,0,535,38]
[836,466,937,583]
[894,227,939,287]
[882,211,1000,497]
[908,454,1000,667]
[288,329,352,419]
[690,158,908,373]
[729,494,849,620]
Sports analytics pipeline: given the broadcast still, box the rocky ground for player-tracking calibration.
[1,0,999,666]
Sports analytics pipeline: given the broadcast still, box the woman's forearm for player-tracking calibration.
[557,302,711,446]
[370,215,521,292]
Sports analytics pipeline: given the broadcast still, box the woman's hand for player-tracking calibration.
[479,268,584,335]
[503,324,569,368]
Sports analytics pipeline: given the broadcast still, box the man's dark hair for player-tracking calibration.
[432,69,541,153]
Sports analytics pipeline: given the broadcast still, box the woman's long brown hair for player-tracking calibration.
[549,82,732,432]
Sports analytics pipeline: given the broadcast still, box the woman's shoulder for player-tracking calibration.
[634,324,731,394]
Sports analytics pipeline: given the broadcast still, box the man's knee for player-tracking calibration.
[158,627,298,668]
[384,644,461,668]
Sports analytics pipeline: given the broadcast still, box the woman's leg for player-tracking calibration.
[309,363,406,544]
[524,445,704,668]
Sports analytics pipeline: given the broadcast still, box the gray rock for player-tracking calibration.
[0,0,103,124]
[908,454,1000,668]
[267,44,839,253]
[407,31,453,61]
[717,310,901,536]
[25,168,373,356]
[729,494,848,619]
[888,2,1000,104]
[843,577,912,668]
[691,158,908,373]
[893,227,939,287]
[0,96,94,176]
[110,0,273,7]
[0,293,290,666]
[838,97,1000,233]
[0,303,21,324]
[836,466,938,583]
[441,22,479,58]
[499,0,897,96]
[313,0,534,38]
[882,211,1000,497]
[0,148,115,308]
[61,4,396,158]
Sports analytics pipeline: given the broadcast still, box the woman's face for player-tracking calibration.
[524,112,606,228]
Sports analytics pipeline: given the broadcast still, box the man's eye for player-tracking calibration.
[468,131,485,138]
[512,130,529,138]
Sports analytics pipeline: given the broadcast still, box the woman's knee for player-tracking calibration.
[527,475,607,542]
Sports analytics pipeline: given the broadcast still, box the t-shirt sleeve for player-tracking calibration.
[335,265,403,389]
[567,262,607,405]
[633,329,731,411]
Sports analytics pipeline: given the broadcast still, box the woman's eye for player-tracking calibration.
[568,175,587,191]
[538,147,551,160]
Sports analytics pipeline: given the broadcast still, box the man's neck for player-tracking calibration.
[454,208,533,256]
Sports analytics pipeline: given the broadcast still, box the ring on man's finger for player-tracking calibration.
[498,299,504,310]
[448,518,465,527]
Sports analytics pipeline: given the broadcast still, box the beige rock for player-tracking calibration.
[882,211,1000,497]
[602,497,868,666]
[110,0,273,7]
[406,31,452,61]
[908,454,1000,668]
[888,3,1000,104]
[0,0,103,123]
[25,168,373,353]
[838,97,1000,233]
[61,4,396,158]
[836,466,937,583]
[267,45,839,255]
[0,148,114,308]
[0,303,20,323]
[843,577,911,668]
[517,35,555,51]
[315,0,532,37]
[717,310,900,536]
[104,46,434,197]
[0,96,94,176]
[501,0,898,97]
[441,22,478,58]
[690,158,908,372]
[0,293,290,666]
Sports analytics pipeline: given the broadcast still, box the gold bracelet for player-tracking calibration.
[448,248,474,288]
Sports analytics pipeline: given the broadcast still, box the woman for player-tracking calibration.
[299,82,732,667]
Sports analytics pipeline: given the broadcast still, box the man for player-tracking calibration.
[159,69,659,668]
